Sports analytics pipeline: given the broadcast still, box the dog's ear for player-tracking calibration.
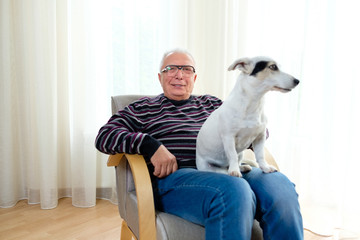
[228,58,254,74]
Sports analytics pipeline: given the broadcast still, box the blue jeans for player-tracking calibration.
[153,168,303,240]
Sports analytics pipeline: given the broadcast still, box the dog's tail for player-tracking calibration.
[241,158,259,168]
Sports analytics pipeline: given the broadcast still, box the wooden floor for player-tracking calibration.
[0,198,330,240]
[0,198,121,240]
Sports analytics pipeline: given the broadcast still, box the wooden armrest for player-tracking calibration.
[108,153,156,240]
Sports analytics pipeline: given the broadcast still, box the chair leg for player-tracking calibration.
[121,220,137,240]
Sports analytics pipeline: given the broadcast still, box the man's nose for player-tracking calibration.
[175,68,183,78]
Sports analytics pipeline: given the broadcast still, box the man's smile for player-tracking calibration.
[171,83,185,87]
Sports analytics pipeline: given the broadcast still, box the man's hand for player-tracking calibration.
[151,145,178,178]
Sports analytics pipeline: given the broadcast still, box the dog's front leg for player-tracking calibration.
[222,136,242,177]
[252,134,277,173]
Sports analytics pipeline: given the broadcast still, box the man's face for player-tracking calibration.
[158,52,197,101]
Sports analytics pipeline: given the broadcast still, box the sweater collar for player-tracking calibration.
[161,94,193,106]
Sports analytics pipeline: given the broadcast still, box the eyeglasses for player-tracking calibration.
[161,65,196,76]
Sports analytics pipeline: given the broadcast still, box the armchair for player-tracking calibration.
[107,95,279,240]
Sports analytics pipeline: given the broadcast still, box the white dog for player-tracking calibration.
[196,56,299,177]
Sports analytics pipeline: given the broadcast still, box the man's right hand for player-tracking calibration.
[150,145,178,178]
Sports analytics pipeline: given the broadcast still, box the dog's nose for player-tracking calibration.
[294,79,300,85]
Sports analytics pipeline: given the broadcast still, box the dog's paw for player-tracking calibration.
[240,164,252,173]
[229,170,243,178]
[259,164,277,173]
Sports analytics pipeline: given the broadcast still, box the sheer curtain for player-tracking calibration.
[1,0,359,237]
[239,1,360,238]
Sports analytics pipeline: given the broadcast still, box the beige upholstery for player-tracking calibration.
[107,95,279,240]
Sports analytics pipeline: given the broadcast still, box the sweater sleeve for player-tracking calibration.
[95,106,162,157]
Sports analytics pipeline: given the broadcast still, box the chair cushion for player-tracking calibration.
[157,212,263,240]
[156,211,204,240]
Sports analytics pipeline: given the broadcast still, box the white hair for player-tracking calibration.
[159,48,196,72]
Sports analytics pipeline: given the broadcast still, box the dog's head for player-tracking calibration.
[228,57,300,93]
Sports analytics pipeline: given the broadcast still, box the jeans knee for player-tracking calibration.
[205,175,256,239]
[262,182,299,214]
[272,194,300,220]
[216,176,256,214]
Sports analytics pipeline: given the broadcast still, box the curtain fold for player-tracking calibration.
[0,0,116,209]
[1,0,359,237]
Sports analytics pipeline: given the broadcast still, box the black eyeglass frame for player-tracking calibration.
[161,65,196,74]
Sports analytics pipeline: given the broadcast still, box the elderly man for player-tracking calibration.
[95,49,303,240]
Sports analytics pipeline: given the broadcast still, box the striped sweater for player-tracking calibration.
[95,94,223,170]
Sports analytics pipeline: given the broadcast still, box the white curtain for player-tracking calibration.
[1,0,359,237]
[0,0,118,209]
[239,1,360,238]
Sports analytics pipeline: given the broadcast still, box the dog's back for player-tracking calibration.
[196,107,228,173]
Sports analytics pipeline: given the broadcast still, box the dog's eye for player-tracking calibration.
[269,64,278,71]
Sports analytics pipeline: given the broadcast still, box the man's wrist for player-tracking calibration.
[139,135,162,158]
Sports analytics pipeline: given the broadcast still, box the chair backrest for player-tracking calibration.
[111,94,155,238]
[111,95,156,114]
